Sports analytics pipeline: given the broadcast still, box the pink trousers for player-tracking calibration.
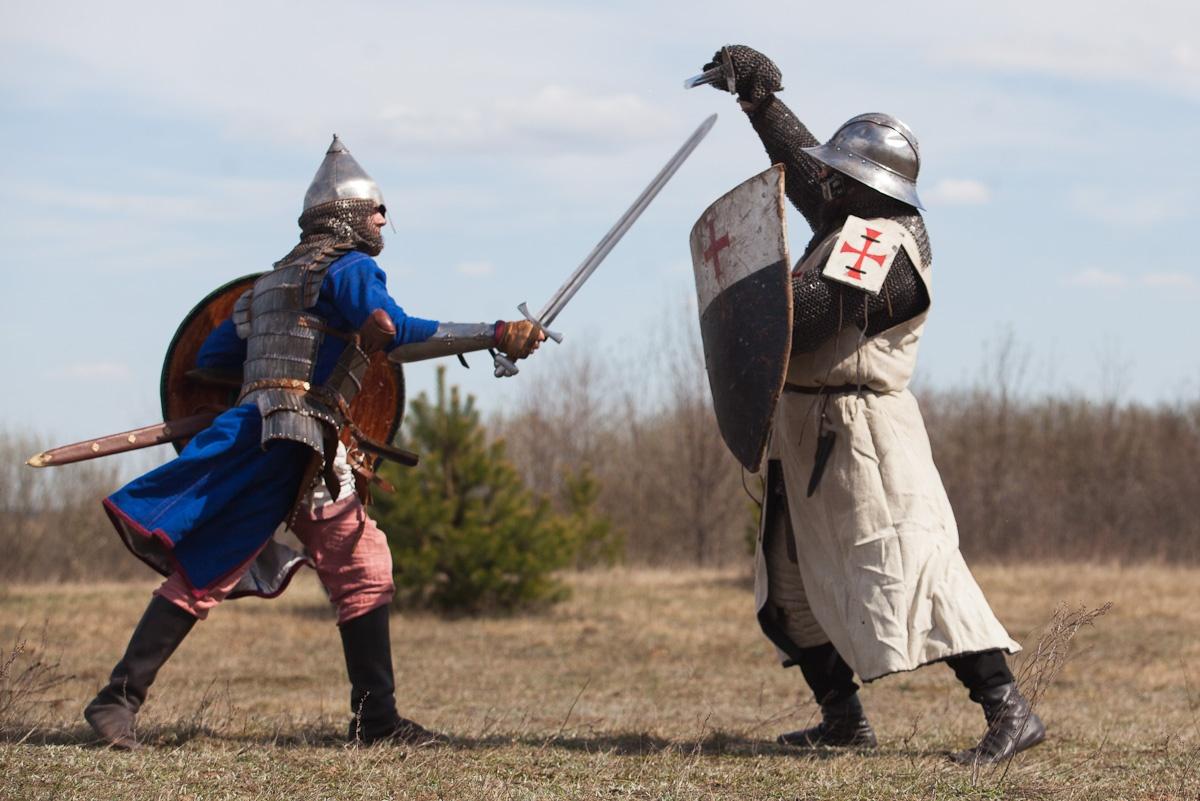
[155,494,395,625]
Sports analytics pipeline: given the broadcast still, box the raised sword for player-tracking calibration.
[492,113,718,377]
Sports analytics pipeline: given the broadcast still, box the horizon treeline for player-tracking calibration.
[3,335,1197,584]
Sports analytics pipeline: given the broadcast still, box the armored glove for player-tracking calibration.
[496,320,544,360]
[703,45,782,106]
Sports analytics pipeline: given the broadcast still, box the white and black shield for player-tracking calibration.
[689,165,792,472]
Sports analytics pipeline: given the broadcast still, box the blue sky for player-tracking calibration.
[2,0,1198,453]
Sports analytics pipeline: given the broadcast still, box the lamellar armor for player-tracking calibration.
[232,243,357,456]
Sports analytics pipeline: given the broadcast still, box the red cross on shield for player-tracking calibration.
[688,165,793,472]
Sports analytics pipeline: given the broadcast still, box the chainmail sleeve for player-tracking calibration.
[748,96,826,231]
[791,248,930,352]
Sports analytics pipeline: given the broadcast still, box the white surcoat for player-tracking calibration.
[753,221,1019,682]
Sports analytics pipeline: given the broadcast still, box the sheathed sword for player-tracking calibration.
[26,410,421,469]
[26,412,221,468]
[492,113,718,377]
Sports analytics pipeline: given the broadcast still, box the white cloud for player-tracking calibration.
[1063,269,1199,291]
[45,362,133,381]
[929,1,1200,100]
[505,85,674,150]
[1069,187,1187,228]
[0,3,680,159]
[924,179,991,206]
[1064,269,1127,288]
[456,260,495,277]
[1174,44,1198,70]
[22,176,293,226]
[376,84,675,157]
[1141,273,1198,289]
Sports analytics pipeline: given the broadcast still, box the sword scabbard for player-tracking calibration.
[26,411,221,468]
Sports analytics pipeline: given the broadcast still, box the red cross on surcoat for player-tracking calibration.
[839,228,887,280]
[703,218,731,282]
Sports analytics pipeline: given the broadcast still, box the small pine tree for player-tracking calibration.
[372,367,577,613]
[559,466,623,569]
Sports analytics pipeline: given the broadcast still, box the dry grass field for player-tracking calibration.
[1,564,1198,800]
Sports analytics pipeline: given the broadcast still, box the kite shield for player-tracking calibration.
[159,274,407,454]
[689,165,792,472]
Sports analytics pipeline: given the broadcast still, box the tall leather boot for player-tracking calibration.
[949,682,1046,764]
[84,596,197,749]
[778,642,877,749]
[338,604,442,746]
[778,692,878,749]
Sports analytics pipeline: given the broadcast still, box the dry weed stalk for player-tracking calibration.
[971,601,1112,788]
[0,626,73,733]
[1017,603,1112,711]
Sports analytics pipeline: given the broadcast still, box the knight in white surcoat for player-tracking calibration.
[699,45,1047,764]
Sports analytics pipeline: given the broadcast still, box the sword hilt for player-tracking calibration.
[517,302,563,344]
[683,50,736,93]
[491,349,519,378]
[683,66,723,90]
[489,303,563,379]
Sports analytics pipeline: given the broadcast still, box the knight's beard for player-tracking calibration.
[350,213,384,256]
[357,226,384,256]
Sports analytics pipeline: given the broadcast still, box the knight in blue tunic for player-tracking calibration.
[85,135,544,750]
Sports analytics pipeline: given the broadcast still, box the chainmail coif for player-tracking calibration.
[275,198,384,268]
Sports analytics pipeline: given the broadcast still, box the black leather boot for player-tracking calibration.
[778,693,878,749]
[339,604,443,746]
[84,596,197,749]
[949,682,1046,764]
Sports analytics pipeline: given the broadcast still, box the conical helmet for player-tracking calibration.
[802,113,923,209]
[302,135,384,213]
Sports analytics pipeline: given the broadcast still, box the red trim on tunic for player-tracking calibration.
[102,497,303,601]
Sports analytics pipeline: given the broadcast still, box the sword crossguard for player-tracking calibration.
[517,302,563,344]
[490,302,562,379]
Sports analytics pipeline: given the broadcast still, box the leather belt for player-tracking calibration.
[237,378,312,403]
[784,383,873,395]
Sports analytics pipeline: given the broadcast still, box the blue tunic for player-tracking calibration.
[104,252,438,594]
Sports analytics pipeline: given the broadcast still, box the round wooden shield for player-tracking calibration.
[159,274,406,453]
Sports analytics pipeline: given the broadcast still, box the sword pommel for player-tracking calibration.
[683,49,736,93]
[683,66,723,90]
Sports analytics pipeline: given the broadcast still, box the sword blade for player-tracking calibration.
[536,114,718,327]
[26,412,220,468]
